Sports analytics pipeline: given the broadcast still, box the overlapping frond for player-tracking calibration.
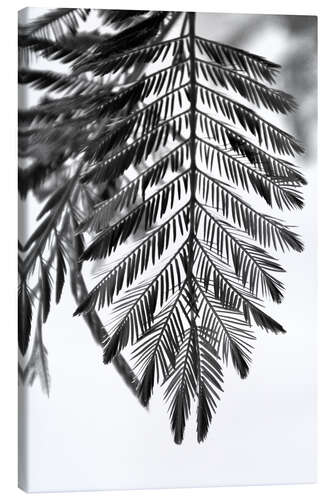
[83,110,190,167]
[197,283,254,376]
[79,170,190,262]
[133,281,191,405]
[199,204,285,302]
[74,12,172,76]
[195,334,224,442]
[102,240,189,364]
[18,68,101,95]
[196,58,297,114]
[76,34,188,75]
[197,137,303,209]
[97,9,150,28]
[78,142,190,233]
[196,169,303,252]
[193,239,285,334]
[74,205,190,315]
[19,8,90,40]
[198,86,303,155]
[18,8,186,403]
[195,36,280,84]
[164,326,198,443]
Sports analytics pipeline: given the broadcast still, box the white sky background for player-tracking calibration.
[18,9,317,492]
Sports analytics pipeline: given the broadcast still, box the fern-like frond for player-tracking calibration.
[197,137,303,209]
[195,36,280,84]
[74,11,305,442]
[19,8,90,39]
[18,281,33,355]
[193,239,285,334]
[74,12,170,76]
[198,84,303,155]
[196,58,297,114]
[26,303,50,396]
[195,333,223,442]
[195,279,254,376]
[19,68,101,96]
[80,170,190,261]
[198,204,285,302]
[82,111,190,182]
[18,30,105,69]
[103,240,189,363]
[78,142,190,233]
[20,9,305,442]
[85,109,190,163]
[74,205,190,314]
[133,281,191,405]
[206,119,306,185]
[97,9,150,28]
[164,326,197,444]
[77,35,188,75]
[196,169,303,252]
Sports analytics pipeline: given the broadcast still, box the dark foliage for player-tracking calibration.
[18,8,179,398]
[18,9,304,443]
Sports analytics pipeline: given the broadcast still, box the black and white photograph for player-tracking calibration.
[17,6,317,493]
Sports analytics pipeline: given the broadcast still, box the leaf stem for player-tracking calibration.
[188,11,198,347]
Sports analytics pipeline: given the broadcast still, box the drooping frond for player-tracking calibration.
[18,8,185,405]
[195,36,280,84]
[195,333,224,442]
[18,68,101,95]
[102,240,189,364]
[76,34,188,75]
[197,137,304,210]
[164,327,197,444]
[198,84,303,155]
[73,11,305,443]
[193,239,285,334]
[74,205,190,315]
[19,8,305,443]
[26,303,51,396]
[19,8,91,39]
[133,281,191,405]
[196,58,298,114]
[199,204,285,303]
[18,281,33,355]
[196,169,303,252]
[18,31,100,67]
[78,142,190,233]
[74,12,172,75]
[80,170,190,263]
[197,282,254,377]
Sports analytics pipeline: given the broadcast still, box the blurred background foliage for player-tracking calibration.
[197,13,317,165]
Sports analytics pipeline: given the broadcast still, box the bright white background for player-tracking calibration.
[1,0,332,499]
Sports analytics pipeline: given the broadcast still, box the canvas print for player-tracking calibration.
[18,7,317,492]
